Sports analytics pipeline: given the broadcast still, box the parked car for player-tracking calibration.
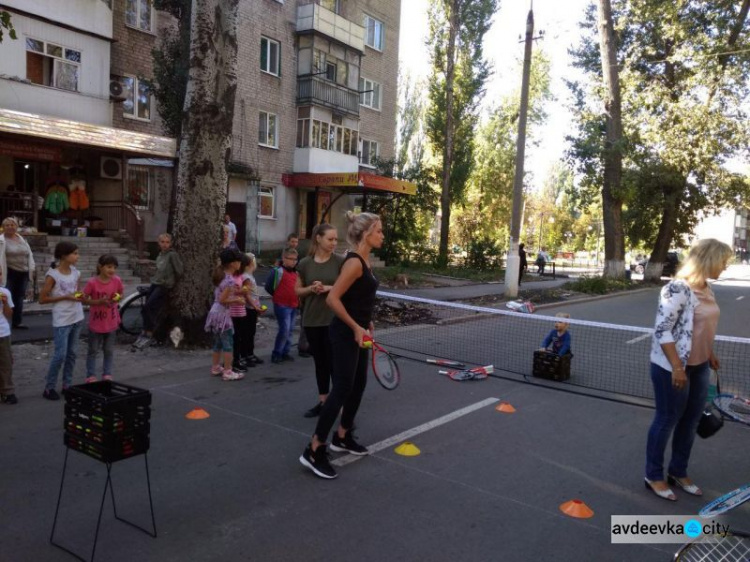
[631,251,680,276]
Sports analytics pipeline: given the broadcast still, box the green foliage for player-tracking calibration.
[465,236,501,270]
[0,10,16,43]
[150,0,191,138]
[563,275,634,294]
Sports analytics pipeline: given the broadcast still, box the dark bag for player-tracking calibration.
[697,372,723,439]
[264,267,281,296]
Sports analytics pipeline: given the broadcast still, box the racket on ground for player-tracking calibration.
[363,336,400,390]
[713,394,750,426]
[699,484,750,518]
[439,365,494,381]
[426,359,466,368]
[674,529,750,561]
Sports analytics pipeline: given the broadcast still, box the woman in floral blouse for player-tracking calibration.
[644,239,733,501]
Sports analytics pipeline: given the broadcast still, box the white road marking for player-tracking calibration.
[625,333,651,344]
[737,296,745,301]
[332,397,500,467]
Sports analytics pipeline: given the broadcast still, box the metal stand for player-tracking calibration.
[50,449,157,562]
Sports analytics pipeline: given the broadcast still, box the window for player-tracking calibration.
[363,14,384,51]
[260,36,280,76]
[359,77,382,110]
[258,111,278,148]
[321,0,340,14]
[115,75,151,121]
[296,119,310,148]
[25,38,81,92]
[258,186,274,218]
[361,139,379,166]
[125,0,153,32]
[127,165,150,209]
[304,118,359,155]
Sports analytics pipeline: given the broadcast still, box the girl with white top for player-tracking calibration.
[39,241,84,400]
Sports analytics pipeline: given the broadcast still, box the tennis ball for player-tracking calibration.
[261,305,267,311]
[74,292,83,299]
[242,286,250,292]
[112,293,121,302]
[362,341,373,349]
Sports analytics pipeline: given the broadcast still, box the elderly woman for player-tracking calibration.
[0,218,35,329]
[644,239,733,501]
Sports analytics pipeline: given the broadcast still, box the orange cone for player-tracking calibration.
[559,499,594,519]
[185,407,210,420]
[496,402,516,413]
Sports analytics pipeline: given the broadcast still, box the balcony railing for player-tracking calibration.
[297,75,360,117]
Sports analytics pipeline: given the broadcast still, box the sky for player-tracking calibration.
[399,0,593,190]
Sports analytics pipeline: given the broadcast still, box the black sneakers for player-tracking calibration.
[43,389,60,401]
[299,444,337,479]
[303,402,324,418]
[330,432,369,456]
[1,393,17,405]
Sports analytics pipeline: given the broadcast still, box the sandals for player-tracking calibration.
[644,478,677,501]
[668,475,703,496]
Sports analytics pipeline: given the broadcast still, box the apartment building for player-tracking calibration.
[0,0,175,250]
[228,0,414,252]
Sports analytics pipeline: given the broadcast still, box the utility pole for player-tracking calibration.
[504,4,535,297]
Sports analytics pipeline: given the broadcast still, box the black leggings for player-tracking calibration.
[305,326,332,395]
[231,315,249,362]
[245,308,257,357]
[314,320,368,441]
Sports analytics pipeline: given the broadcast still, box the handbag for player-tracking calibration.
[697,370,723,439]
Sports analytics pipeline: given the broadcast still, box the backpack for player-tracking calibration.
[264,267,283,295]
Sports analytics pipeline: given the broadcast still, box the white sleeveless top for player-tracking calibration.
[46,266,84,327]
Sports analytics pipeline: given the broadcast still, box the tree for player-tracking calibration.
[426,0,498,267]
[171,0,239,341]
[0,10,16,43]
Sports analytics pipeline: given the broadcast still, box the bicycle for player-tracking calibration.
[118,285,150,335]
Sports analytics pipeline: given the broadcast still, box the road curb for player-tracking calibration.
[532,287,656,310]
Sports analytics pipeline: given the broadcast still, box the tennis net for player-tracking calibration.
[374,291,750,404]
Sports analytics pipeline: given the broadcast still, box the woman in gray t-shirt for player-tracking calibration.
[295,224,343,418]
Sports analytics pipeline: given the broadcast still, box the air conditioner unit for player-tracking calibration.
[100,157,123,180]
[109,79,126,102]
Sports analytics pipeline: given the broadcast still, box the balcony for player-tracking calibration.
[296,3,365,53]
[297,75,360,118]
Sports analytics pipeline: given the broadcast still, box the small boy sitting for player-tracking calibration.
[539,312,572,356]
[271,247,300,363]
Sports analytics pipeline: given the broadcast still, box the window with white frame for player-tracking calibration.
[363,14,384,51]
[361,139,379,166]
[260,36,280,76]
[115,75,151,121]
[127,165,151,209]
[258,186,275,218]
[25,38,81,92]
[258,111,278,148]
[125,0,154,32]
[359,77,381,110]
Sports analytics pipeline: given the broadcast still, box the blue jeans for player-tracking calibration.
[86,331,116,378]
[272,305,297,358]
[645,361,709,481]
[45,321,83,391]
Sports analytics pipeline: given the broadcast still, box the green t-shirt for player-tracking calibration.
[297,254,344,327]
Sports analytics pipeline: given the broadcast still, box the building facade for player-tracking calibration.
[228,0,412,252]
[0,0,175,251]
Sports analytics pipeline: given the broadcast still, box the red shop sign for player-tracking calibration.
[0,138,62,162]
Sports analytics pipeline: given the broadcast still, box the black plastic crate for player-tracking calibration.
[64,433,149,464]
[65,418,149,449]
[64,381,151,417]
[532,351,572,382]
[64,403,149,433]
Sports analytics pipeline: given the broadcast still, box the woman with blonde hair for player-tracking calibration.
[644,239,733,501]
[300,212,383,479]
[0,217,36,328]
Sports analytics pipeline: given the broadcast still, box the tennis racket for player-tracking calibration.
[363,336,400,390]
[713,394,750,425]
[426,359,466,368]
[674,529,749,561]
[439,365,494,381]
[699,484,750,518]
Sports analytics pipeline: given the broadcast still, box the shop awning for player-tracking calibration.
[0,108,176,158]
[282,171,416,195]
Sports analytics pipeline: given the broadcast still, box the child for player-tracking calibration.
[133,233,183,350]
[271,247,299,364]
[39,242,84,400]
[0,285,17,404]
[242,253,264,366]
[229,254,250,373]
[205,249,245,381]
[83,255,125,383]
[539,312,572,356]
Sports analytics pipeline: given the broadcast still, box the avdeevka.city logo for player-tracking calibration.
[611,515,731,544]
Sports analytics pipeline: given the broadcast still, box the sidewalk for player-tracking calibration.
[385,275,571,301]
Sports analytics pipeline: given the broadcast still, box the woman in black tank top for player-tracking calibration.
[299,212,383,479]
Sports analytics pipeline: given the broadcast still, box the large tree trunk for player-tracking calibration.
[438,0,459,267]
[645,180,684,282]
[171,0,239,342]
[597,0,626,278]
